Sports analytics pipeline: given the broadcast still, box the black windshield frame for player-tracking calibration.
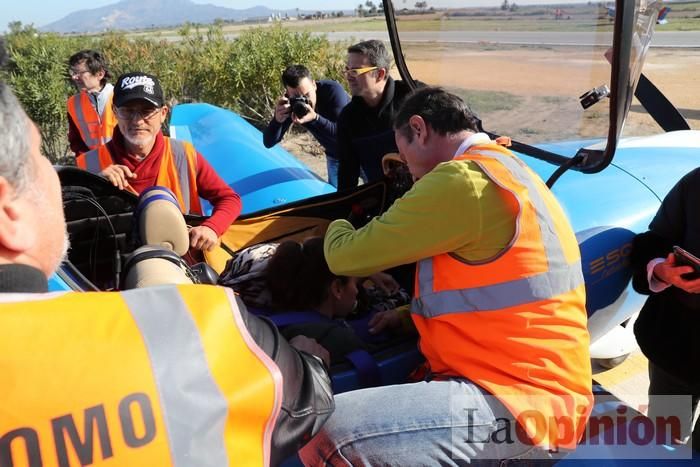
[381,0,648,178]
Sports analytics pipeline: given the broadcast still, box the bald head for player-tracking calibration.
[0,82,32,193]
[0,82,68,278]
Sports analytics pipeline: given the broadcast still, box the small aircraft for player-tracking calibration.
[607,4,671,24]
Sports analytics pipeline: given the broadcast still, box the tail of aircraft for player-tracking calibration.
[606,4,670,24]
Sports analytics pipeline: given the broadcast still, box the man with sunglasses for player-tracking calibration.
[336,40,417,191]
[66,50,117,156]
[263,65,349,187]
[77,72,241,252]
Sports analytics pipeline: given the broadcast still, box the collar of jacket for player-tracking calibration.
[0,264,49,293]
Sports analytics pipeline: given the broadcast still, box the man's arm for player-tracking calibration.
[303,81,350,142]
[67,113,90,155]
[335,109,361,191]
[325,163,483,276]
[631,169,698,295]
[194,153,242,236]
[238,299,333,465]
[262,117,292,149]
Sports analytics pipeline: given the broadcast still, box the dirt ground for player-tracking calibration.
[283,44,700,178]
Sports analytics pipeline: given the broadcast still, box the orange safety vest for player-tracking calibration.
[0,285,283,467]
[67,90,117,151]
[411,142,593,450]
[76,137,204,215]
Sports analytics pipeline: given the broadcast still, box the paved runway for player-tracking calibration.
[593,349,650,413]
[318,30,700,48]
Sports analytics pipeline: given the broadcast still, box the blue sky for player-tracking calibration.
[1,0,589,31]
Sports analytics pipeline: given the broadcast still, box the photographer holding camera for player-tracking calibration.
[263,65,350,187]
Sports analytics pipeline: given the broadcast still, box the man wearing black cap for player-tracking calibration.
[77,72,241,252]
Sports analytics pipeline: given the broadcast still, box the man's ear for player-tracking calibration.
[376,67,388,82]
[408,115,428,145]
[0,177,36,253]
[330,278,343,300]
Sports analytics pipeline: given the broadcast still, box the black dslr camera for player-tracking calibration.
[288,95,311,118]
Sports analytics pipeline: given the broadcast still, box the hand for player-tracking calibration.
[368,308,403,334]
[368,272,400,295]
[290,335,330,368]
[100,164,136,191]
[653,253,700,294]
[291,104,317,125]
[189,225,219,251]
[274,96,291,123]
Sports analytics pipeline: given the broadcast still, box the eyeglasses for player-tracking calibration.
[69,69,91,78]
[344,66,378,77]
[114,106,162,121]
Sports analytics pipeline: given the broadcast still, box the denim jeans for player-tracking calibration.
[326,156,339,188]
[326,157,369,189]
[299,378,552,466]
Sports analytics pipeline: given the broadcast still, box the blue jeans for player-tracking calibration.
[326,157,368,189]
[326,156,339,188]
[299,378,552,466]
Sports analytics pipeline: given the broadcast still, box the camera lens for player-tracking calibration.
[292,101,309,118]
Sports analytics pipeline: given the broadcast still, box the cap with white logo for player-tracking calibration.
[113,72,164,107]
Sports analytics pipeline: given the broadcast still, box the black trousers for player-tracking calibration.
[648,362,700,451]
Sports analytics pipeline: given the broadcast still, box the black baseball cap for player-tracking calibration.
[113,72,164,107]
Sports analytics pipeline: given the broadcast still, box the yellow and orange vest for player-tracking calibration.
[76,137,203,215]
[0,285,282,466]
[67,90,117,152]
[411,142,593,450]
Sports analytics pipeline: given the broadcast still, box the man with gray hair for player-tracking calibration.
[336,39,417,191]
[0,81,333,466]
[0,82,68,285]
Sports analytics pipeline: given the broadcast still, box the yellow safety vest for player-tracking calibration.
[412,142,593,450]
[76,137,203,215]
[0,285,282,466]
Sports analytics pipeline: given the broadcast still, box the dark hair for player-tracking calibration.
[68,49,111,85]
[394,87,481,142]
[281,64,312,88]
[347,40,391,74]
[266,237,348,311]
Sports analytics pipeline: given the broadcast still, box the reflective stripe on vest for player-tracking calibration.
[68,91,116,151]
[77,146,112,174]
[122,289,229,465]
[0,285,282,466]
[157,138,203,215]
[413,149,584,317]
[170,139,192,214]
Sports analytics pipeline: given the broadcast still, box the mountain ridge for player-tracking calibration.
[42,0,289,34]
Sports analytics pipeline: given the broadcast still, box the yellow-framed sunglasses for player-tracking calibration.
[343,66,379,77]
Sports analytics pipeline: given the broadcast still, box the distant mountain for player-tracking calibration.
[41,0,287,34]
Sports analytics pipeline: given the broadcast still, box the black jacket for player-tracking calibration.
[263,80,350,160]
[0,263,334,466]
[630,168,700,384]
[336,78,415,191]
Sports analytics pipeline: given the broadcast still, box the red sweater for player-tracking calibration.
[105,129,242,236]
